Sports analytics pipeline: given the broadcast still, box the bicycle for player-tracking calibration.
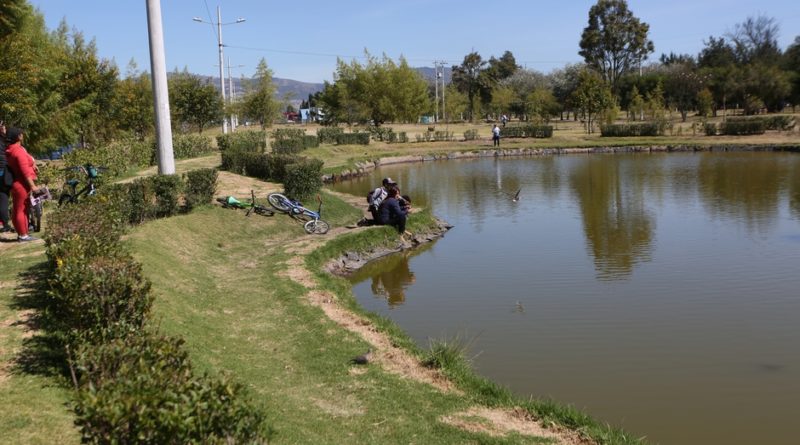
[216,190,274,216]
[267,193,330,234]
[58,164,106,206]
[28,186,52,233]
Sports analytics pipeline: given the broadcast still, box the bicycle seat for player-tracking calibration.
[67,179,80,187]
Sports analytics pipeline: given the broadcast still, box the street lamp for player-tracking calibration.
[192,6,245,134]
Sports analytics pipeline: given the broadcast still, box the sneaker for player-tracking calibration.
[0,226,14,233]
[17,235,38,242]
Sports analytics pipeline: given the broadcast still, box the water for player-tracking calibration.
[332,152,800,445]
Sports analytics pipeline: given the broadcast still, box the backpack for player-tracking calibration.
[367,187,387,211]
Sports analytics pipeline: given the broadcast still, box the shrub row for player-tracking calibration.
[317,127,344,144]
[216,131,267,152]
[726,115,796,131]
[416,131,455,142]
[335,132,370,145]
[221,149,323,200]
[43,170,269,442]
[464,129,479,141]
[62,134,215,182]
[502,125,554,138]
[705,120,767,136]
[600,122,665,137]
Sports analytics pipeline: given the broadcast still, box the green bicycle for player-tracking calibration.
[216,190,275,217]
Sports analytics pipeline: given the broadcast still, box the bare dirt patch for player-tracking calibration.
[440,406,582,443]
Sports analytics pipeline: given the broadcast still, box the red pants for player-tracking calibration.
[10,182,30,237]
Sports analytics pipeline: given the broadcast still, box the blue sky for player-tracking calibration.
[28,0,800,83]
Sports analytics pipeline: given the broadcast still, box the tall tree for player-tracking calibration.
[451,52,487,121]
[727,15,782,66]
[579,0,654,91]
[242,58,280,130]
[784,36,800,110]
[112,60,154,139]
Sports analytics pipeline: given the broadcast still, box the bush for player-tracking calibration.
[184,168,218,210]
[303,135,320,148]
[73,332,270,444]
[150,174,183,218]
[502,125,554,138]
[335,132,370,145]
[241,152,271,181]
[272,128,307,154]
[368,126,393,141]
[704,123,718,136]
[170,134,214,160]
[45,198,126,260]
[283,158,324,201]
[433,131,453,141]
[127,177,157,224]
[728,115,795,131]
[217,131,266,152]
[266,154,300,183]
[719,120,766,135]
[63,138,152,178]
[317,127,344,144]
[464,129,479,141]
[599,122,665,137]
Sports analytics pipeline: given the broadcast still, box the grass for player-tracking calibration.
[123,196,565,444]
[0,241,79,444]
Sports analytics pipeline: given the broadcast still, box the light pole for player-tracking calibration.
[193,6,245,134]
[227,57,245,131]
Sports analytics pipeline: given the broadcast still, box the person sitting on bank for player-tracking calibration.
[378,187,408,234]
[367,177,397,222]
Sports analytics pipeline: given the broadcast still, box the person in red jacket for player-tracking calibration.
[4,128,43,241]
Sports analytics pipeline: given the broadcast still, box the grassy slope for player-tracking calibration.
[126,196,559,444]
[0,241,79,444]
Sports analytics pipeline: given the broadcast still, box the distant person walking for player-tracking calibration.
[492,124,501,147]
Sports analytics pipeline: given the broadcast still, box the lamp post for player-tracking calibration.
[193,6,245,134]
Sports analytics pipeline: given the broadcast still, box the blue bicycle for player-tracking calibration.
[267,193,329,234]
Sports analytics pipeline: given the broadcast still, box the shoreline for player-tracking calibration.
[323,143,800,182]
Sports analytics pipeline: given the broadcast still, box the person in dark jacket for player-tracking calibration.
[0,122,12,232]
[377,187,408,234]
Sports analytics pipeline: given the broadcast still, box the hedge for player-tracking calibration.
[501,125,554,138]
[169,134,214,160]
[183,168,218,211]
[335,132,370,145]
[216,131,267,152]
[719,120,766,135]
[600,122,665,137]
[283,158,324,201]
[317,127,344,144]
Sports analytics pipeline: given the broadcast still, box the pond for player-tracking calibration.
[331,152,800,445]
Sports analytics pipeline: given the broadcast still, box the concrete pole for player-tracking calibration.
[434,62,439,123]
[217,6,228,134]
[145,0,175,174]
[228,56,235,131]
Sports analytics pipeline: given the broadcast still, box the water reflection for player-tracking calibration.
[569,156,654,280]
[349,244,433,308]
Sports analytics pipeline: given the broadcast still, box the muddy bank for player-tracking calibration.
[325,217,453,276]
[323,144,800,182]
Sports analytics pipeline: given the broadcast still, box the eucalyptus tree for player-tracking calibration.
[241,58,281,130]
[112,60,154,139]
[579,0,654,92]
[451,52,487,121]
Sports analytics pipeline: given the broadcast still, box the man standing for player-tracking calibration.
[492,124,501,147]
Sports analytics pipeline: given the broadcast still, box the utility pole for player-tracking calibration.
[227,57,244,131]
[434,61,439,122]
[145,0,175,174]
[193,7,245,135]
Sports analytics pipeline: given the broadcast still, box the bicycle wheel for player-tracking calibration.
[293,210,315,223]
[253,205,274,216]
[267,193,292,213]
[304,219,330,235]
[58,193,75,206]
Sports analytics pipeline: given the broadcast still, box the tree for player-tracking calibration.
[571,69,615,133]
[697,88,714,118]
[169,69,222,133]
[526,88,560,123]
[319,52,428,126]
[489,85,515,120]
[112,60,153,139]
[443,84,468,122]
[628,86,645,120]
[727,15,782,66]
[242,58,280,130]
[662,63,707,122]
[782,36,800,109]
[548,63,585,120]
[451,52,487,121]
[0,0,27,39]
[579,0,654,91]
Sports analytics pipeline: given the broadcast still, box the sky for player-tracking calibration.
[26,0,800,84]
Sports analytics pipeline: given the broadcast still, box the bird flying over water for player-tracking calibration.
[512,188,521,202]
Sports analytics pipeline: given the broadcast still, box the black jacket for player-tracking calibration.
[378,197,407,224]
